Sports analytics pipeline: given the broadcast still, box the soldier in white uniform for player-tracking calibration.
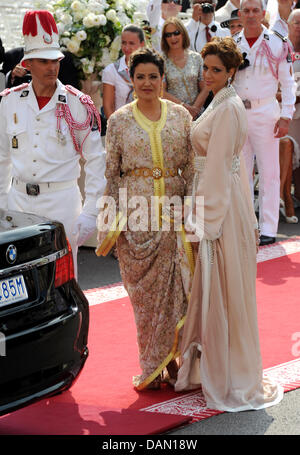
[185,0,229,53]
[0,10,106,277]
[234,0,296,245]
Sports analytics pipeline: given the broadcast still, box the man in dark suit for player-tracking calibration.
[0,38,4,64]
[2,47,80,88]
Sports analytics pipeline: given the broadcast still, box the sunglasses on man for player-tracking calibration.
[162,0,182,5]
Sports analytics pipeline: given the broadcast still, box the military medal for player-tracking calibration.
[12,136,18,149]
[56,129,66,145]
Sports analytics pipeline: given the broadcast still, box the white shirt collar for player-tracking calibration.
[119,55,129,72]
[240,24,268,44]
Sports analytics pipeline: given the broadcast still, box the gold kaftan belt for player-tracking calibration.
[126,167,181,179]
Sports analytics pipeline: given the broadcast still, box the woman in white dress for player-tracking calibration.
[102,25,145,120]
[175,37,284,412]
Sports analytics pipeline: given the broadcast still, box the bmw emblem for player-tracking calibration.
[6,245,17,264]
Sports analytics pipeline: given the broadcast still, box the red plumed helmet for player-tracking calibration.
[23,10,58,37]
[21,10,64,65]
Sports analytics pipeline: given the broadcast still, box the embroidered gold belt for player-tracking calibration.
[127,167,180,179]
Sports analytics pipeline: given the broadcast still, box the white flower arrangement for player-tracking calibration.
[34,0,146,80]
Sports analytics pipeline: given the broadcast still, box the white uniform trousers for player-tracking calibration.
[242,99,281,238]
[7,184,82,279]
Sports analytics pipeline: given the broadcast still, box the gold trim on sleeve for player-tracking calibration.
[96,211,127,257]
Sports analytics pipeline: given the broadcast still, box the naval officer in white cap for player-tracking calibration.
[0,10,106,277]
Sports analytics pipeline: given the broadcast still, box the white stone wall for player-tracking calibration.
[0,1,34,52]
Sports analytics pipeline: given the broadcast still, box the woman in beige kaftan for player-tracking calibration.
[175,39,284,411]
[97,49,194,390]
[101,102,194,389]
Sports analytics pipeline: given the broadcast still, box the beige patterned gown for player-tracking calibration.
[175,86,284,411]
[97,100,194,388]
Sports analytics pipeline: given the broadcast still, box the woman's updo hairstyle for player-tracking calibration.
[201,36,243,82]
[122,24,145,43]
[129,47,165,79]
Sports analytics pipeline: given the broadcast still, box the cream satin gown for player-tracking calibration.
[175,86,284,412]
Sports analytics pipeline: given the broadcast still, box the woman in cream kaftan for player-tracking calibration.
[98,99,194,389]
[175,85,284,411]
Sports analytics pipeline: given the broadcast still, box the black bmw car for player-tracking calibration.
[0,209,89,416]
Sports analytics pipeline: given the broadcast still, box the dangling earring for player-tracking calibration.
[227,76,232,87]
[133,90,137,99]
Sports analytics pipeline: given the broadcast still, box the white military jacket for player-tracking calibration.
[0,80,106,215]
[233,25,296,119]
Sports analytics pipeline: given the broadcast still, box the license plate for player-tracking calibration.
[0,275,28,307]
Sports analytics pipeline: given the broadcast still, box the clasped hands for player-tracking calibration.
[11,64,28,81]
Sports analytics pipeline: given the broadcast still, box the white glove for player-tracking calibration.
[72,213,97,247]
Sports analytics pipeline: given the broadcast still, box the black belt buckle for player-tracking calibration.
[243,99,251,109]
[26,183,40,196]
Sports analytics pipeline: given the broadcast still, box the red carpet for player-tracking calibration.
[0,403,191,436]
[1,239,300,434]
[257,249,300,369]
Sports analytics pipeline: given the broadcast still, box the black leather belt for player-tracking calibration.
[26,183,40,196]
